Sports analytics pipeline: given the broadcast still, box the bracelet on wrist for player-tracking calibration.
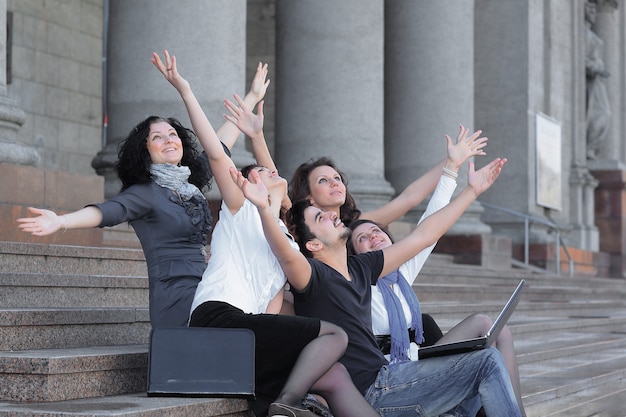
[442,166,458,179]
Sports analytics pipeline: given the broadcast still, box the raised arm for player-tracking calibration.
[17,206,103,236]
[151,50,244,213]
[401,174,458,285]
[380,157,506,277]
[230,167,312,290]
[360,125,487,227]
[224,94,292,210]
[224,95,276,172]
[216,62,270,150]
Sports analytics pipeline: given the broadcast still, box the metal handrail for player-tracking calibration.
[478,201,574,277]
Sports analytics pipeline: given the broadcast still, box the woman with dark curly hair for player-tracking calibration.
[16,63,271,329]
[151,49,383,417]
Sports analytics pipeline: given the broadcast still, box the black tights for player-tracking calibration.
[274,321,379,417]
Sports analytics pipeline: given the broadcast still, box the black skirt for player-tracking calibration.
[190,300,321,416]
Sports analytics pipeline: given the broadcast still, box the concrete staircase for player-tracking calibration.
[0,241,625,417]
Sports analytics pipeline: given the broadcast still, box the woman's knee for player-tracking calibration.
[467,313,493,335]
[318,321,348,345]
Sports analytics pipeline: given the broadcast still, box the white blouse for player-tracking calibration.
[191,199,298,315]
[371,175,457,336]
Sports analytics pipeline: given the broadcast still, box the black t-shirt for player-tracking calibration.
[293,250,387,394]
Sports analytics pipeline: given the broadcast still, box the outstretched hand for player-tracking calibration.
[229,167,270,209]
[467,158,507,196]
[224,94,264,138]
[445,125,488,169]
[150,50,190,94]
[16,207,62,236]
[248,62,270,104]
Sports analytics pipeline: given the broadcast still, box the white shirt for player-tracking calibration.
[191,199,298,315]
[371,175,457,337]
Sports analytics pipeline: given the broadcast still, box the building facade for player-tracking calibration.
[2,0,625,277]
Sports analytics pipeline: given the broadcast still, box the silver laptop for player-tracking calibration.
[418,279,525,360]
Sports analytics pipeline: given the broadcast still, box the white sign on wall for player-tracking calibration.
[535,112,562,211]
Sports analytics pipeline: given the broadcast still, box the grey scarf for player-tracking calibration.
[149,163,203,201]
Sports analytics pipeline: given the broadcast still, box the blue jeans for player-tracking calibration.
[364,347,521,417]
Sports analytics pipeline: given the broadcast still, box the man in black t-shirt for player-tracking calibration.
[234,157,522,417]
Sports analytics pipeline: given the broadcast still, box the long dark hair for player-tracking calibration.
[288,156,361,226]
[115,116,211,191]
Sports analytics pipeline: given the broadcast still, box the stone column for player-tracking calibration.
[474,0,548,241]
[0,0,33,166]
[92,0,252,199]
[471,0,558,268]
[590,0,620,162]
[384,1,490,235]
[274,0,394,211]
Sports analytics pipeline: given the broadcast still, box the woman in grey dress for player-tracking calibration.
[16,64,271,328]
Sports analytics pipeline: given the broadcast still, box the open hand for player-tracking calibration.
[224,94,264,138]
[467,158,507,196]
[16,207,62,236]
[229,167,270,209]
[445,125,488,169]
[150,50,190,94]
[248,62,270,103]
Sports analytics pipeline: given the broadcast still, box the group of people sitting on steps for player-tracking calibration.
[17,50,526,417]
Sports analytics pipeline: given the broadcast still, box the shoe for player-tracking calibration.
[302,394,334,417]
[268,402,318,417]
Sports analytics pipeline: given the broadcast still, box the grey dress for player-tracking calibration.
[93,181,212,328]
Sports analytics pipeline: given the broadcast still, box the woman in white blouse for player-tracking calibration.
[347,172,526,415]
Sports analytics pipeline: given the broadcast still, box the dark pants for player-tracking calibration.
[421,313,444,346]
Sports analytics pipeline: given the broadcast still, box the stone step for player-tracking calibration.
[539,387,626,417]
[420,262,624,289]
[0,331,623,414]
[422,262,538,278]
[527,378,626,417]
[1,314,622,404]
[0,308,150,350]
[0,393,250,417]
[433,319,626,355]
[434,269,616,283]
[2,269,622,316]
[1,242,625,415]
[0,241,147,277]
[509,315,626,337]
[520,344,626,380]
[5,296,621,352]
[515,333,626,363]
[423,299,626,320]
[0,345,148,402]
[414,281,626,303]
[521,347,626,416]
[0,273,148,308]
